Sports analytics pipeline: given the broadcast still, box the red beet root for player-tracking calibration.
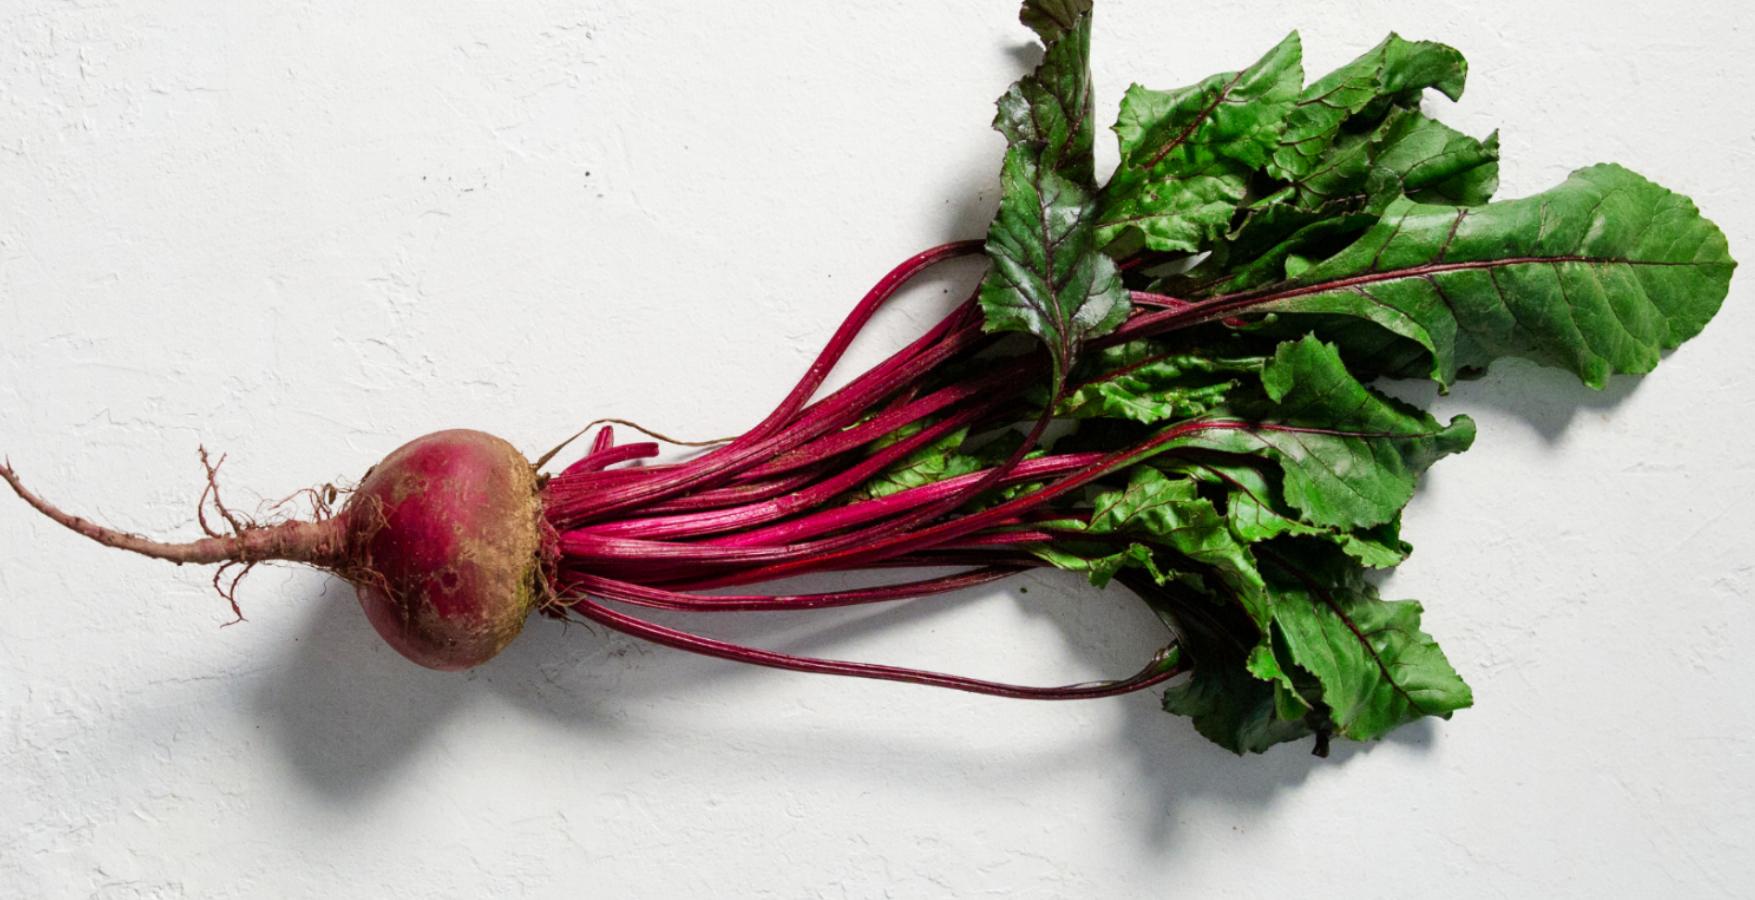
[344,430,548,671]
[1,429,548,671]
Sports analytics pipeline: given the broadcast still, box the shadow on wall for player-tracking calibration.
[252,564,1431,847]
[1379,356,1646,444]
[250,580,470,800]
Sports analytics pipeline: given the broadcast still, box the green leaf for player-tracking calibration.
[1240,164,1736,387]
[996,2,1097,183]
[1058,341,1264,424]
[1258,557,1473,741]
[972,8,1732,757]
[1165,459,1325,543]
[1097,32,1304,253]
[1181,213,1379,299]
[1031,540,1175,589]
[1129,574,1315,753]
[981,1,1127,378]
[1336,522,1412,569]
[1132,538,1467,751]
[980,149,1131,377]
[1164,459,1412,567]
[1085,467,1269,621]
[1163,656,1314,754]
[1171,335,1475,530]
[1191,109,1500,298]
[1270,34,1469,182]
[1371,117,1500,209]
[1018,0,1090,43]
[847,426,983,501]
[1275,108,1500,217]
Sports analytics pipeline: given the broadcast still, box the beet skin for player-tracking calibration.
[341,429,548,670]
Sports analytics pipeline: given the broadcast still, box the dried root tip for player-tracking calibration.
[197,446,249,538]
[267,482,345,522]
[533,417,734,472]
[212,560,260,625]
[0,458,347,568]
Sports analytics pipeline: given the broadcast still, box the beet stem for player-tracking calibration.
[559,441,660,477]
[571,398,1016,543]
[675,418,1247,589]
[566,567,1019,612]
[1125,289,1196,311]
[736,359,1032,481]
[544,242,986,525]
[700,452,1103,548]
[569,591,1184,700]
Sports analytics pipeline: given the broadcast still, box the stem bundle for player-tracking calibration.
[539,241,1202,699]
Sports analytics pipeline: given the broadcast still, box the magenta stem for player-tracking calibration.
[737,359,1033,481]
[568,592,1184,700]
[702,452,1101,547]
[560,441,660,476]
[567,401,1000,544]
[564,567,1019,612]
[636,468,832,515]
[1127,290,1197,311]
[544,241,987,525]
[675,419,1248,589]
[531,243,1247,701]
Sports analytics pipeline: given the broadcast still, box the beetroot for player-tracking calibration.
[1,0,1736,755]
[2,430,546,671]
[344,430,547,671]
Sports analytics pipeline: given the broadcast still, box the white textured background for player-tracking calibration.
[2,1,1751,897]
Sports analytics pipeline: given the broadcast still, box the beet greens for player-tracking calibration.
[541,0,1732,754]
[3,0,1734,755]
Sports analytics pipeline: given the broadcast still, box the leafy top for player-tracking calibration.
[1019,0,1094,43]
[957,0,1732,754]
[979,0,1129,381]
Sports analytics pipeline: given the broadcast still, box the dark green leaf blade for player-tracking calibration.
[996,2,1097,182]
[1163,655,1314,754]
[1172,335,1475,530]
[1085,467,1270,622]
[980,148,1130,375]
[1277,108,1500,218]
[1259,556,1473,741]
[1058,341,1265,424]
[1096,33,1304,254]
[1164,459,1413,568]
[1123,574,1317,754]
[1270,34,1469,182]
[1192,109,1500,298]
[1234,164,1736,387]
[1018,0,1090,43]
[981,1,1127,377]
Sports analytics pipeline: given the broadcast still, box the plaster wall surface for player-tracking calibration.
[2,2,1751,897]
